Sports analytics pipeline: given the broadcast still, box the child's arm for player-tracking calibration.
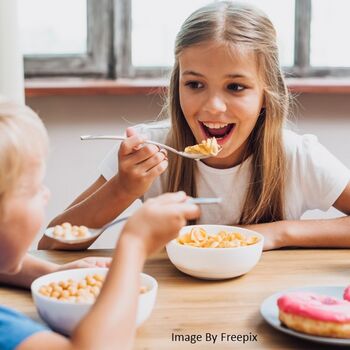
[246,182,350,250]
[18,192,199,350]
[0,254,111,288]
[38,128,168,250]
[18,234,144,350]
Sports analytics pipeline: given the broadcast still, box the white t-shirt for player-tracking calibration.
[98,121,350,224]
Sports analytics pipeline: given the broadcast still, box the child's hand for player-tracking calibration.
[116,127,168,197]
[55,257,111,272]
[121,192,200,256]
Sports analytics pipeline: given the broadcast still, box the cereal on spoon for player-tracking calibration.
[52,222,91,240]
[184,137,222,156]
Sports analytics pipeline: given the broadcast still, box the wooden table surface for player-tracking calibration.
[1,249,350,349]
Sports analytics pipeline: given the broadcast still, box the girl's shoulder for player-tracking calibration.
[283,128,321,158]
[282,128,348,176]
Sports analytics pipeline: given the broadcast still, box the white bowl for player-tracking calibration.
[166,225,264,280]
[31,268,157,335]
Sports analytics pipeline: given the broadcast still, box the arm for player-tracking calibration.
[49,176,136,229]
[19,192,200,350]
[38,175,137,250]
[248,182,350,250]
[0,254,57,288]
[0,254,111,288]
[38,128,168,250]
[19,234,145,350]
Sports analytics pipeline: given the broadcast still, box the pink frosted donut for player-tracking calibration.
[344,286,350,301]
[277,292,350,338]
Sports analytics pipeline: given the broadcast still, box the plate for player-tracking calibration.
[260,286,350,346]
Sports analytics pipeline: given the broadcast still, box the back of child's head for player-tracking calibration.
[166,1,289,224]
[0,98,48,215]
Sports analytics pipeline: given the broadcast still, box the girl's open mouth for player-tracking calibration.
[199,122,235,144]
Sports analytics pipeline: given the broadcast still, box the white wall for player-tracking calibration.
[26,93,350,249]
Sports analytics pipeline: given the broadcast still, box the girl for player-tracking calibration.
[0,101,199,350]
[39,1,350,251]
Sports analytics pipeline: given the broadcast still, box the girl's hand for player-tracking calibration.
[121,192,200,256]
[55,257,111,272]
[116,127,168,197]
[240,221,289,251]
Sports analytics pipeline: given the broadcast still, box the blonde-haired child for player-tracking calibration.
[0,101,199,349]
[40,1,350,251]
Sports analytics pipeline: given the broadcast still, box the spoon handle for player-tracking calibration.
[187,197,222,205]
[100,198,220,233]
[81,135,181,156]
[81,135,125,141]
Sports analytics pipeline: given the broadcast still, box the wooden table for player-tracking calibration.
[1,249,350,349]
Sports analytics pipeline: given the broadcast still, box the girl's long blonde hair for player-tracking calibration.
[0,100,48,215]
[165,1,289,224]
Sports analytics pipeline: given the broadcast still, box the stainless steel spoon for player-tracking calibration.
[44,198,222,244]
[80,135,219,160]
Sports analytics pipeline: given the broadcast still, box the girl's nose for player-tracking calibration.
[203,94,227,114]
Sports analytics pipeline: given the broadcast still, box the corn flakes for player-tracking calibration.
[177,227,260,248]
[184,138,221,156]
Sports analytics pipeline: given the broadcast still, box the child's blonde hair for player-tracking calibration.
[0,99,48,214]
[165,1,289,224]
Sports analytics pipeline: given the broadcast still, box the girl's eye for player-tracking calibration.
[185,81,204,89]
[227,83,245,92]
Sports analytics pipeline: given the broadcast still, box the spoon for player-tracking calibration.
[80,135,217,160]
[44,216,130,244]
[188,197,222,204]
[44,198,222,244]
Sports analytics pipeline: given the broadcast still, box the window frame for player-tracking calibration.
[24,0,350,78]
[290,0,350,77]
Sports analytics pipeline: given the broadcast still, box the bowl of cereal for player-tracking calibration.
[31,268,157,335]
[166,225,264,280]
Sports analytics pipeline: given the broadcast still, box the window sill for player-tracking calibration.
[25,77,350,97]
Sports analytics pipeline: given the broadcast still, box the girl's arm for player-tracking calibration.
[38,128,168,251]
[249,182,350,250]
[38,175,137,250]
[0,254,111,288]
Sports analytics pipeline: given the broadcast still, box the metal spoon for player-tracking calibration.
[80,135,219,160]
[44,198,221,244]
[188,197,222,204]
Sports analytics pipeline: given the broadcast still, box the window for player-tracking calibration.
[20,0,350,78]
[19,0,113,77]
[20,0,87,55]
[310,0,350,68]
[131,0,294,69]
